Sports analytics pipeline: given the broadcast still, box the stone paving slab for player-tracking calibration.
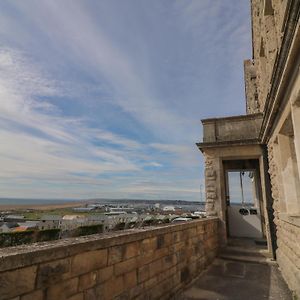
[177,258,292,300]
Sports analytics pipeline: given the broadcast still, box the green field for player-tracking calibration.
[19,208,105,220]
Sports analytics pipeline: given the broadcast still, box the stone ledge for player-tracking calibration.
[0,218,218,273]
[197,139,261,150]
[278,213,300,228]
[201,113,263,124]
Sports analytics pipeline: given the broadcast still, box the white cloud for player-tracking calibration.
[146,162,163,168]
[0,1,196,142]
[0,48,140,184]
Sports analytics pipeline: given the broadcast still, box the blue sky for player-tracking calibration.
[0,1,252,200]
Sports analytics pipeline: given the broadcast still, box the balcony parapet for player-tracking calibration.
[197,113,263,150]
[0,217,219,300]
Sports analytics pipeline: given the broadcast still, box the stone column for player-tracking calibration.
[267,141,281,223]
[204,152,218,217]
[291,100,300,178]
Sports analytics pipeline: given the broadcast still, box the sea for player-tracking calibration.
[0,198,205,211]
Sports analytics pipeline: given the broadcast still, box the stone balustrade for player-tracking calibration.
[0,217,219,300]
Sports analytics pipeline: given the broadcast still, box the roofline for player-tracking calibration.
[201,113,263,124]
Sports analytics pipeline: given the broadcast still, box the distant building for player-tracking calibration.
[62,215,84,220]
[162,206,175,212]
[60,215,87,231]
[38,215,62,230]
[73,207,94,212]
[17,221,38,230]
[4,215,25,222]
[0,222,18,233]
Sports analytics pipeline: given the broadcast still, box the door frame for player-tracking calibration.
[224,165,265,239]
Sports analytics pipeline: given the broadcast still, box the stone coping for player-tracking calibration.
[196,139,261,150]
[0,217,218,273]
[201,113,263,124]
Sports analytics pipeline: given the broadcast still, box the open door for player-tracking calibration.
[226,170,263,239]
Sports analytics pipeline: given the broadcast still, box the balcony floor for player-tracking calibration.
[177,258,292,300]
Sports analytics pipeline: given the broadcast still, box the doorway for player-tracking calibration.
[225,165,264,239]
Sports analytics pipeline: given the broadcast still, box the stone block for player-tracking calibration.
[128,283,144,298]
[153,247,169,261]
[96,275,124,299]
[37,258,71,288]
[158,268,172,282]
[156,235,165,249]
[180,266,190,283]
[137,248,156,265]
[71,249,107,276]
[97,266,113,283]
[46,277,78,300]
[163,254,177,269]
[149,259,163,278]
[123,270,137,289]
[171,241,185,253]
[114,257,137,276]
[163,233,172,246]
[176,249,187,262]
[141,237,157,253]
[144,276,158,289]
[108,245,125,265]
[0,266,37,300]
[188,227,197,239]
[20,290,43,300]
[137,265,150,283]
[148,277,172,299]
[114,291,129,300]
[67,293,84,300]
[84,288,97,300]
[124,242,140,260]
[173,231,182,243]
[189,260,197,277]
[172,271,181,287]
[78,271,97,291]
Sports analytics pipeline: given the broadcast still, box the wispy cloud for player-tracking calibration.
[0,48,139,179]
[0,1,251,200]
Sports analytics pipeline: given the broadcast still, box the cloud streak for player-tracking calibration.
[0,1,251,200]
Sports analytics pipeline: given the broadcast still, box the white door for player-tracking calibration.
[227,171,263,239]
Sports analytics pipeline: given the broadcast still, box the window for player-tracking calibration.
[277,114,300,214]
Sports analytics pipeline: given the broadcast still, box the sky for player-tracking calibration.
[228,172,256,205]
[0,0,252,201]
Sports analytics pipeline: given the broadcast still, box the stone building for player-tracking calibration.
[197,0,300,296]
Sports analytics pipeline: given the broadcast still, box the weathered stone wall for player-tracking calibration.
[268,142,300,297]
[276,217,300,297]
[247,0,287,113]
[0,218,219,300]
[244,60,259,114]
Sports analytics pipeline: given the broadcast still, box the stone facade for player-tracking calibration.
[198,0,300,297]
[0,218,219,300]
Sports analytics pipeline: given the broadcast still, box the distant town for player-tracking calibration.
[0,199,206,247]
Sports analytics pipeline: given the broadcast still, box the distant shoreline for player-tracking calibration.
[0,201,86,211]
[0,198,204,211]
